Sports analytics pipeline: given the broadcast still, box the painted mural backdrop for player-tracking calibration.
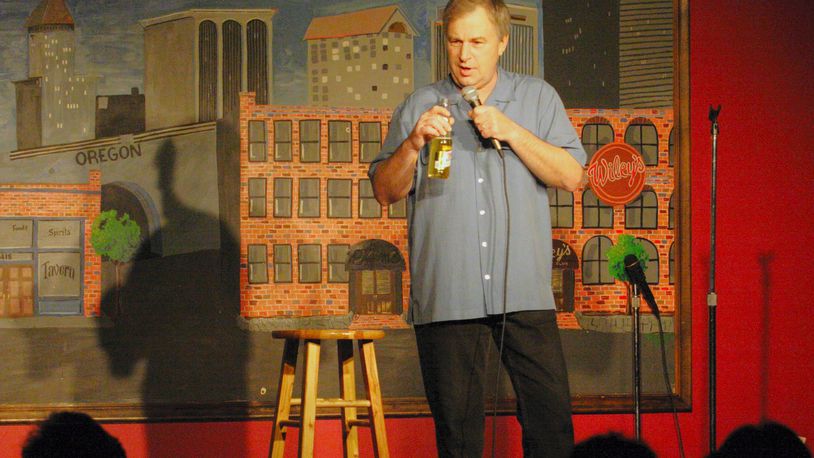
[0,0,676,419]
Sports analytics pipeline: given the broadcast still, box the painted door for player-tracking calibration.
[0,265,34,317]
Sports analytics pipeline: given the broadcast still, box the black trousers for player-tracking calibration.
[415,310,574,458]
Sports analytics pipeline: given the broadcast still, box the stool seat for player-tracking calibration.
[269,328,390,458]
[272,329,385,341]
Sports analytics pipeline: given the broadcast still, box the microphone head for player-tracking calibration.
[624,254,640,267]
[461,86,480,106]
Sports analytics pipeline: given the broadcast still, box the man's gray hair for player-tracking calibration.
[443,0,511,38]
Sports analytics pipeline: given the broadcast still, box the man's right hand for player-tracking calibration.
[372,105,455,205]
[405,105,455,152]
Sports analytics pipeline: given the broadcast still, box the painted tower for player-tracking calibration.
[13,0,99,150]
[140,9,277,130]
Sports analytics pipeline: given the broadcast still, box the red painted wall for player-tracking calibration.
[2,1,812,456]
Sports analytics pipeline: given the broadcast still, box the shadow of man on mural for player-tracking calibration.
[98,139,249,455]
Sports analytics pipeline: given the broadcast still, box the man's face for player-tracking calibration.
[445,6,508,97]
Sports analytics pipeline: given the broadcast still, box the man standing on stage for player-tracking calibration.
[368,0,586,456]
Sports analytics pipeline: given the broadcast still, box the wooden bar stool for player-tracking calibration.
[268,329,389,458]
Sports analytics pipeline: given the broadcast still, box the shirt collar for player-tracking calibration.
[444,67,516,108]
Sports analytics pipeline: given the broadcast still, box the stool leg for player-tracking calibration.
[270,338,299,458]
[338,340,360,458]
[359,340,390,458]
[299,339,321,458]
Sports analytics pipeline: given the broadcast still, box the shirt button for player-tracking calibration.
[481,242,488,247]
[484,274,491,280]
[479,210,486,215]
[478,178,484,184]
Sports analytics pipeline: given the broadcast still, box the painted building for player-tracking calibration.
[13,0,99,150]
[0,170,101,318]
[304,6,417,109]
[96,88,146,138]
[239,92,675,331]
[238,93,408,328]
[554,108,676,331]
[543,0,673,109]
[618,0,673,108]
[140,9,277,130]
[6,123,223,258]
[542,0,620,108]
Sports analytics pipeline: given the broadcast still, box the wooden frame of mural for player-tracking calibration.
[0,0,691,423]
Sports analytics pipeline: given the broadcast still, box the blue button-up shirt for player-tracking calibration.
[369,69,586,325]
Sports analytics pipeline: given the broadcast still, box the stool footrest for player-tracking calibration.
[290,397,372,408]
[278,418,373,430]
[278,419,299,428]
[347,419,371,428]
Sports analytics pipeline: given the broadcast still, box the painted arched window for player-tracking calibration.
[198,21,217,121]
[582,189,613,228]
[581,120,614,162]
[668,127,676,167]
[637,238,660,284]
[669,242,676,285]
[247,20,269,104]
[668,192,675,230]
[625,119,659,165]
[582,236,614,285]
[547,188,574,228]
[222,20,243,115]
[625,189,658,229]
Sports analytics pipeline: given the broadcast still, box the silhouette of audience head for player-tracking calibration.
[710,421,810,458]
[570,432,656,458]
[22,411,126,458]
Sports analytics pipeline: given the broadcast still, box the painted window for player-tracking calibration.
[247,20,269,104]
[274,244,292,283]
[547,188,573,228]
[359,122,382,163]
[625,190,658,229]
[583,189,614,228]
[248,244,268,284]
[637,238,659,284]
[273,178,292,218]
[248,120,267,162]
[248,178,266,217]
[625,121,659,165]
[299,120,320,162]
[389,199,406,219]
[198,21,217,122]
[298,178,320,218]
[582,236,614,285]
[327,179,351,218]
[328,244,350,283]
[358,179,381,218]
[298,244,321,283]
[274,120,292,161]
[581,122,614,162]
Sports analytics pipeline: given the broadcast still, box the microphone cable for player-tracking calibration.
[655,309,686,457]
[489,144,510,458]
[460,85,510,457]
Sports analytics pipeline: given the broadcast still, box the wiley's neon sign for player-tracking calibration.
[586,143,647,206]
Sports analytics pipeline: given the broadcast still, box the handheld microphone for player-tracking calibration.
[624,254,661,318]
[461,86,503,153]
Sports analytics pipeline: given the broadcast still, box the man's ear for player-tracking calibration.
[498,35,508,56]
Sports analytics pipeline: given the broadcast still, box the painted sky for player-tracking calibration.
[0,0,541,154]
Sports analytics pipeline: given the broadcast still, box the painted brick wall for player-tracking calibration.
[0,170,103,316]
[239,93,674,329]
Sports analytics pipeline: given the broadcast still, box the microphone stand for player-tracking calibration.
[631,284,642,441]
[708,105,721,453]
